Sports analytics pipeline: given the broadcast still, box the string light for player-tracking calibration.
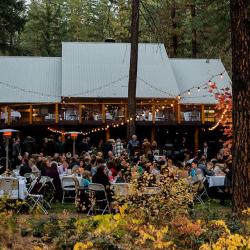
[0,70,227,102]
[47,117,136,137]
[209,106,229,131]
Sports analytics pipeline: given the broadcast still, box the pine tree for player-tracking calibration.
[20,0,68,56]
[0,0,26,55]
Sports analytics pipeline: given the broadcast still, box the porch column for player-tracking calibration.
[29,105,33,125]
[105,128,110,141]
[7,106,11,125]
[201,105,205,124]
[124,104,128,120]
[55,103,59,124]
[151,125,156,142]
[152,105,156,124]
[102,104,106,123]
[176,103,181,124]
[194,127,199,156]
[79,105,82,124]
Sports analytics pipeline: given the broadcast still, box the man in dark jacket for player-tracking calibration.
[127,135,140,157]
[12,138,21,168]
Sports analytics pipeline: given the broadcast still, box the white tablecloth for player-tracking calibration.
[0,177,27,200]
[18,179,27,199]
[207,176,225,188]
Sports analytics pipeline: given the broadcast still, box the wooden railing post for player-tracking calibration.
[175,103,181,124]
[7,106,11,125]
[152,105,156,124]
[201,105,205,124]
[29,105,33,125]
[124,104,128,120]
[79,105,82,124]
[55,103,59,123]
[194,127,199,156]
[102,104,106,123]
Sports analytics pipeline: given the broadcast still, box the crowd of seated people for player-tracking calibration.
[1,133,233,211]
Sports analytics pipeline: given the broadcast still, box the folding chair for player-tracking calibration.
[87,183,111,216]
[38,176,55,208]
[198,177,209,200]
[61,176,79,204]
[38,176,55,192]
[71,165,79,174]
[111,183,131,197]
[192,178,209,205]
[0,177,19,200]
[19,177,48,214]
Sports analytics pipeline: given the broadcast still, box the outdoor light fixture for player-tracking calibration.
[0,129,19,175]
[65,131,80,156]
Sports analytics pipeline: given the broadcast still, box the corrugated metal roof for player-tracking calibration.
[0,57,61,103]
[0,43,232,105]
[170,59,231,104]
[62,42,180,98]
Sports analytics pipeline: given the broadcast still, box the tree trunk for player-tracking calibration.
[191,4,197,58]
[127,0,139,139]
[230,0,250,213]
[171,2,178,57]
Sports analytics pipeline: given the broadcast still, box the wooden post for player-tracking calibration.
[29,105,33,125]
[4,107,8,124]
[194,127,199,156]
[176,103,181,124]
[201,105,205,124]
[7,106,11,125]
[127,0,140,139]
[79,105,82,124]
[152,105,156,124]
[151,125,156,142]
[105,128,110,141]
[124,104,128,120]
[102,104,106,123]
[55,103,59,123]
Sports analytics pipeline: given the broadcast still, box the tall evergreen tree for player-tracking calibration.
[0,0,26,55]
[230,0,250,212]
[21,0,68,56]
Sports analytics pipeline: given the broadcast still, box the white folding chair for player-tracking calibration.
[61,176,79,204]
[19,177,48,214]
[24,173,36,183]
[0,177,19,200]
[38,176,56,208]
[71,165,79,174]
[143,186,160,195]
[111,183,131,197]
[191,178,209,205]
[38,176,55,192]
[87,183,111,216]
[153,150,160,156]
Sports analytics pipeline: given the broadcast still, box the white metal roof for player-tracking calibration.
[0,57,61,103]
[62,42,180,98]
[170,59,231,104]
[0,43,231,104]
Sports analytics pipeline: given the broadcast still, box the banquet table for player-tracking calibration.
[18,178,27,199]
[207,176,225,188]
[0,176,27,200]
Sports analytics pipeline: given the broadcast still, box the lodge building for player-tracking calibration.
[0,42,231,150]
